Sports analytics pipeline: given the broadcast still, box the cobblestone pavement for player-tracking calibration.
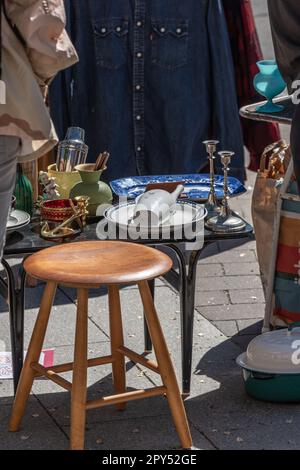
[196,170,265,351]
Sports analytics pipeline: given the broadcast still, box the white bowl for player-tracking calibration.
[104,201,206,240]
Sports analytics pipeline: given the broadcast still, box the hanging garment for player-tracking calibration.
[268,0,300,93]
[268,0,300,192]
[222,0,281,172]
[0,0,78,162]
[49,0,245,182]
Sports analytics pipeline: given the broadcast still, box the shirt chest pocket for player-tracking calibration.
[151,19,189,70]
[93,18,129,70]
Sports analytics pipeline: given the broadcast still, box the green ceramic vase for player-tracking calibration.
[14,164,34,216]
[70,164,113,216]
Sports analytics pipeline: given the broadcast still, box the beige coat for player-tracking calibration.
[0,0,78,162]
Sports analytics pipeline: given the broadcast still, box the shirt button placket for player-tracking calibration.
[42,0,50,14]
[133,0,146,174]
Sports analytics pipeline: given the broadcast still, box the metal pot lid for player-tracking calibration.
[236,327,300,374]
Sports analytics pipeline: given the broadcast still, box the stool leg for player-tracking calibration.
[138,281,192,449]
[70,288,88,450]
[108,285,126,411]
[9,281,57,432]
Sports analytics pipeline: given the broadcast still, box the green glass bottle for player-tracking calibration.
[14,164,34,216]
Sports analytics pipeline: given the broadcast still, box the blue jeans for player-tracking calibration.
[0,136,19,259]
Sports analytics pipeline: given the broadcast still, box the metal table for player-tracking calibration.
[240,95,294,125]
[2,217,252,395]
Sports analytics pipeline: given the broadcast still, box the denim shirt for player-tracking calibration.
[50,0,245,182]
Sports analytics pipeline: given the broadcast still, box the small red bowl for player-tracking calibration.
[40,199,78,223]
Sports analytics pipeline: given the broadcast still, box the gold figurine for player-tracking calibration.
[41,196,89,240]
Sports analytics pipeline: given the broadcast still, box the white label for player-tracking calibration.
[0,80,7,104]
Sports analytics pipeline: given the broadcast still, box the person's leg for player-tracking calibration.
[0,136,20,258]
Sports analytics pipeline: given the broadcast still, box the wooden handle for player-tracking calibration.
[94,151,110,171]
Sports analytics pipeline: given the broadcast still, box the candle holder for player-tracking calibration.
[206,151,246,232]
[203,140,220,216]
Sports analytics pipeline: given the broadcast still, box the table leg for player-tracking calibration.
[182,249,205,396]
[2,259,26,393]
[0,274,8,300]
[14,266,26,391]
[168,244,208,396]
[167,245,189,395]
[143,278,154,352]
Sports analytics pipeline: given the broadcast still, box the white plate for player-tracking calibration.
[6,210,30,233]
[104,202,206,239]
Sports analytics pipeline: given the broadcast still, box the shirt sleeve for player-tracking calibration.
[268,0,300,93]
[4,0,78,82]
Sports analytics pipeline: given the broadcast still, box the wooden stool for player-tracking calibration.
[9,241,192,450]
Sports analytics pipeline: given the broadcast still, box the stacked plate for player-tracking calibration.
[103,201,206,240]
[6,210,30,234]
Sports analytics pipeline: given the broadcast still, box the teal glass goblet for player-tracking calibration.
[254,60,286,113]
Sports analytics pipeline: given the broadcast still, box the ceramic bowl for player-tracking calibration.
[40,199,79,223]
[74,164,105,183]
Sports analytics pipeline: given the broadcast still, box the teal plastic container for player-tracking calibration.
[237,323,300,403]
[242,369,300,403]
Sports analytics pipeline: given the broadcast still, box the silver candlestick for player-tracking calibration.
[206,151,246,232]
[203,140,220,216]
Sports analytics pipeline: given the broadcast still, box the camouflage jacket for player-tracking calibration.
[0,0,78,161]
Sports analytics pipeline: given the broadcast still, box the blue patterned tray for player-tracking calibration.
[110,174,246,201]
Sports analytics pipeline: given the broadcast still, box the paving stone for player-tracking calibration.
[191,323,233,357]
[223,262,260,276]
[188,362,300,449]
[197,243,220,262]
[195,290,229,307]
[198,250,256,265]
[31,343,179,428]
[62,414,215,450]
[229,289,265,304]
[189,379,300,449]
[0,380,14,403]
[197,263,224,277]
[197,304,265,321]
[230,335,256,350]
[211,320,239,337]
[197,275,262,291]
[217,238,257,253]
[0,285,108,351]
[1,282,288,451]
[0,397,68,450]
[237,319,263,336]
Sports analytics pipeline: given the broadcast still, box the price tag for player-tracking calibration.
[0,80,6,104]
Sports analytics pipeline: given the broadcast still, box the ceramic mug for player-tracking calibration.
[133,185,184,226]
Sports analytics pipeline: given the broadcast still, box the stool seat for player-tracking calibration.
[24,241,173,286]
